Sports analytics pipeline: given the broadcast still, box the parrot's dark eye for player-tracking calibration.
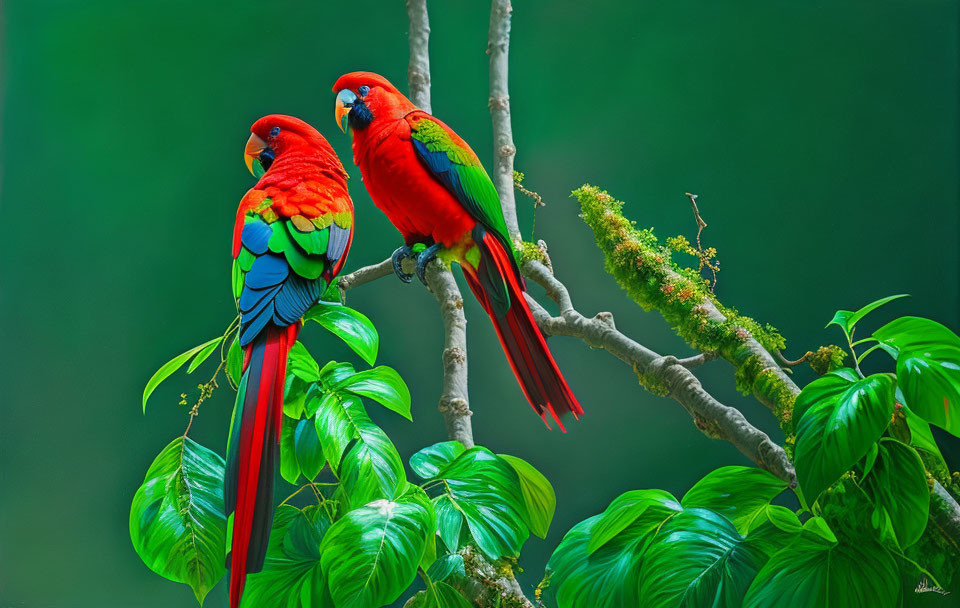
[358,85,370,97]
[258,148,275,171]
[269,126,281,138]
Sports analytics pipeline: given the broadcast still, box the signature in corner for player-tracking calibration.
[915,578,950,596]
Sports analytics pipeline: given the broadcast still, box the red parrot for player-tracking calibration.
[226,115,353,607]
[332,72,582,429]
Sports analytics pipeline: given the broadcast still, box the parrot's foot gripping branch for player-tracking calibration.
[391,245,415,283]
[416,243,442,285]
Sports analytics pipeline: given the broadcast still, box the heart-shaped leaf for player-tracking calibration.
[321,497,433,608]
[411,441,466,479]
[294,417,325,481]
[794,370,895,500]
[638,508,768,608]
[287,341,320,383]
[304,302,379,365]
[875,316,960,436]
[586,489,680,555]
[129,437,226,604]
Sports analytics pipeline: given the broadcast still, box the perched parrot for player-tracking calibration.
[226,115,353,608]
[332,72,582,428]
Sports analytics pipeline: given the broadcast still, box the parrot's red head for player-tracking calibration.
[332,72,416,134]
[244,114,344,179]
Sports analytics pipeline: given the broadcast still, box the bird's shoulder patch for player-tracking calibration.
[407,114,479,167]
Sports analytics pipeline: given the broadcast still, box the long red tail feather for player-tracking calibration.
[462,229,583,429]
[225,324,296,608]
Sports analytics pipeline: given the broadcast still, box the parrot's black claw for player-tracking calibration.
[391,245,414,283]
[416,243,442,285]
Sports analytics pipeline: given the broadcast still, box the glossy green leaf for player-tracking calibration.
[741,505,802,558]
[226,338,243,387]
[319,360,356,386]
[338,420,406,509]
[312,391,365,470]
[129,437,226,604]
[434,495,465,554]
[826,310,854,334]
[411,441,466,479]
[862,438,929,548]
[833,294,910,335]
[426,553,466,583]
[241,505,333,608]
[902,403,949,474]
[294,417,325,481]
[312,390,405,508]
[142,337,222,412]
[334,366,412,420]
[280,416,301,485]
[546,512,653,608]
[743,525,899,607]
[587,489,681,555]
[186,337,223,374]
[875,316,960,436]
[283,375,310,419]
[407,581,472,608]
[430,447,529,560]
[639,508,768,608]
[304,302,379,365]
[794,370,895,500]
[287,341,320,383]
[498,454,556,538]
[681,466,788,535]
[320,497,433,608]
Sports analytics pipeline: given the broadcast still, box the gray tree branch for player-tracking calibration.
[487,0,520,240]
[523,253,796,485]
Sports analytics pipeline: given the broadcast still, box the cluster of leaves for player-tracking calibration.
[545,295,960,606]
[131,301,556,608]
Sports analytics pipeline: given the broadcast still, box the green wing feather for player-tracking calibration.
[409,118,513,248]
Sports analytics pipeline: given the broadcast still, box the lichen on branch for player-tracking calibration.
[573,184,802,432]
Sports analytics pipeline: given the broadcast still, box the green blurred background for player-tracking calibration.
[2,0,958,606]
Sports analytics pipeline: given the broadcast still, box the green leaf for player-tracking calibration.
[430,447,529,560]
[241,504,332,608]
[129,437,226,604]
[498,454,556,538]
[407,581,473,608]
[320,497,433,608]
[794,371,895,500]
[875,316,960,436]
[186,337,224,374]
[280,416,302,485]
[411,441,466,479]
[434,495,465,554]
[312,391,405,509]
[339,420,406,509]
[638,508,768,608]
[680,466,788,535]
[313,391,365,470]
[426,553,466,583]
[319,360,356,386]
[142,337,222,412]
[287,341,320,383]
[283,375,310,419]
[586,489,680,555]
[334,366,412,420]
[862,438,929,548]
[546,512,654,608]
[226,338,243,386]
[304,302,379,365]
[294,417,326,481]
[741,505,802,558]
[841,294,910,335]
[902,403,950,474]
[826,310,854,334]
[743,526,899,607]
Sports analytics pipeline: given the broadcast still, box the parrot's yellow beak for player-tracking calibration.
[335,89,358,134]
[244,133,268,177]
